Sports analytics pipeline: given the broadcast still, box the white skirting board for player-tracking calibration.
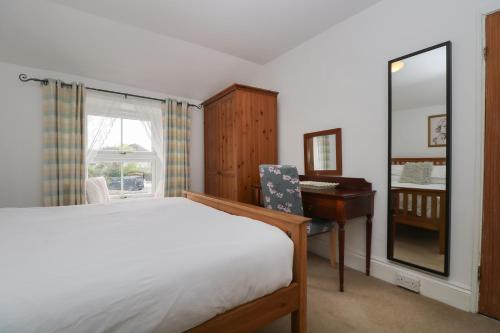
[308,238,472,312]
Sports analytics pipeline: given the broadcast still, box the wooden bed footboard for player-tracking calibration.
[183,191,310,333]
[391,188,446,254]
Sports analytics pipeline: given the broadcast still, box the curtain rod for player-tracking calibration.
[18,74,202,110]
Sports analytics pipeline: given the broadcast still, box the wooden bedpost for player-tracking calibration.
[182,191,309,333]
[291,223,308,333]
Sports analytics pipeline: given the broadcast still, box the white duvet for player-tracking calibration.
[0,198,293,333]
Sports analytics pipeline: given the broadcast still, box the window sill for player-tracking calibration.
[110,194,155,201]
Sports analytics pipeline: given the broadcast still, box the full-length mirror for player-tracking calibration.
[304,128,342,176]
[388,42,451,275]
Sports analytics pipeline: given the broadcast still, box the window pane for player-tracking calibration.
[123,161,153,195]
[87,115,121,151]
[123,119,152,152]
[87,161,122,195]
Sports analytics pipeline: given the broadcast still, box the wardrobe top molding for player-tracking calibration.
[202,84,279,106]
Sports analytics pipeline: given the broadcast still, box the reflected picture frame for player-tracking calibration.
[428,114,447,147]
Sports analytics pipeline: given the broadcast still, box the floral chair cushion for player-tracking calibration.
[259,164,303,215]
[259,164,333,236]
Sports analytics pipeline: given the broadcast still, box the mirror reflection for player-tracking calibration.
[304,128,342,176]
[389,43,450,275]
[312,135,337,170]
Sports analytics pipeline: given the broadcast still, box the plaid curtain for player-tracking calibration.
[42,80,86,206]
[162,99,191,197]
[317,136,331,170]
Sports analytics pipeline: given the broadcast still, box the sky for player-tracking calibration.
[88,115,152,151]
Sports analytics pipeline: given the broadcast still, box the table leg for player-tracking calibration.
[338,222,345,292]
[366,214,373,276]
[330,229,337,268]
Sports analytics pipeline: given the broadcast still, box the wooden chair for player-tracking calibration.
[259,165,337,265]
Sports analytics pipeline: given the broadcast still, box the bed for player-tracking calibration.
[0,192,309,333]
[391,158,446,254]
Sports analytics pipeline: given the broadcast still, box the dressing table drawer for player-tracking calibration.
[302,195,336,220]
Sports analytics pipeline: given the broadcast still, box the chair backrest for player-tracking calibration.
[259,164,303,215]
[86,177,110,204]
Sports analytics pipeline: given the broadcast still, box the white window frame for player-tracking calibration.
[91,151,157,199]
[86,101,162,200]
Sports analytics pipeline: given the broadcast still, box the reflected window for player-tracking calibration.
[312,135,337,170]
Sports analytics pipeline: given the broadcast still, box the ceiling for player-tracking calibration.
[392,46,447,111]
[51,0,381,64]
[0,0,381,100]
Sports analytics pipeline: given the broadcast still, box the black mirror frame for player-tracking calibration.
[387,41,452,277]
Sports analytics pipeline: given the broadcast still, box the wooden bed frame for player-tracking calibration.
[183,191,310,333]
[391,158,446,254]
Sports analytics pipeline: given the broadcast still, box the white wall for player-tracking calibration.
[0,61,204,208]
[250,0,481,310]
[392,104,447,158]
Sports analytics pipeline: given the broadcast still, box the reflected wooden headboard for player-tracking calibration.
[392,157,446,165]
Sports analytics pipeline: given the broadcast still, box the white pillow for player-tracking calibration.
[431,165,446,178]
[391,165,404,176]
[431,177,446,184]
[399,162,433,184]
[86,177,110,204]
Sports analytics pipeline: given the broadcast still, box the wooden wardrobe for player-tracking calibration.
[202,84,278,204]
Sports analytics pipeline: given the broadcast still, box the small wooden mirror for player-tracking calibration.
[304,128,342,176]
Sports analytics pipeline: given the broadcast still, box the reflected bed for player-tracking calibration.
[390,158,446,255]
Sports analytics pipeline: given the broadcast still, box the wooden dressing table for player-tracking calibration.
[253,128,375,291]
[300,175,375,292]
[254,175,375,292]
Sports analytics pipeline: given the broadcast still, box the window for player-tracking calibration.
[86,93,163,198]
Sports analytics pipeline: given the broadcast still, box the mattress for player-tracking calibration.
[391,181,446,191]
[0,198,293,333]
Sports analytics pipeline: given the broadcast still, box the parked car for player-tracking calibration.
[108,176,144,191]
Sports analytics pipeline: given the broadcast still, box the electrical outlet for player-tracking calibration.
[395,272,421,293]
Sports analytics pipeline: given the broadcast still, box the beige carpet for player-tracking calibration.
[394,225,445,272]
[257,254,499,333]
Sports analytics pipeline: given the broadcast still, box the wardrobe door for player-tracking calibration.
[204,102,220,196]
[234,90,278,203]
[255,92,278,181]
[218,94,237,200]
